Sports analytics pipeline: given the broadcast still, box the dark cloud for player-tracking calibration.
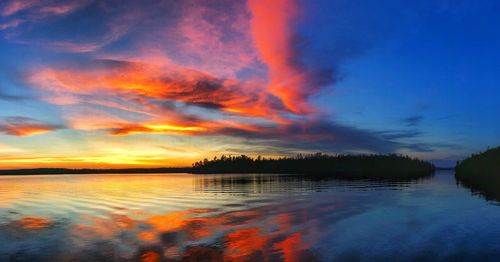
[0,92,27,101]
[215,119,434,154]
[435,114,460,121]
[381,130,422,140]
[0,85,29,101]
[401,143,434,153]
[185,102,224,110]
[401,116,423,127]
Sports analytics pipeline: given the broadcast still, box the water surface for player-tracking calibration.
[0,171,499,261]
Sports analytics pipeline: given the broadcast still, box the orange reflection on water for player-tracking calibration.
[139,251,161,262]
[68,205,315,261]
[137,231,156,241]
[73,213,137,240]
[224,227,269,261]
[0,174,323,260]
[14,217,53,230]
[145,211,190,232]
[274,232,305,262]
[189,208,219,214]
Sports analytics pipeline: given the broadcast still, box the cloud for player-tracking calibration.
[0,143,24,153]
[1,0,130,53]
[28,58,287,119]
[161,0,259,79]
[9,0,333,115]
[215,119,430,154]
[185,102,224,110]
[247,0,334,114]
[109,123,207,136]
[248,0,305,113]
[1,0,90,17]
[0,92,28,101]
[1,0,37,16]
[1,0,90,19]
[401,115,424,127]
[38,1,89,16]
[0,19,23,30]
[25,55,442,155]
[13,0,447,160]
[0,116,63,136]
[101,116,438,155]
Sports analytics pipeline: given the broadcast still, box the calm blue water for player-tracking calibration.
[0,171,499,261]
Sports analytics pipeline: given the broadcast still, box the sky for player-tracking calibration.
[0,0,499,168]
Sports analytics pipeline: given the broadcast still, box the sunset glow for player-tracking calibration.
[0,0,499,168]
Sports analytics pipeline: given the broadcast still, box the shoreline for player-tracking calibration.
[0,154,437,179]
[0,168,191,176]
[0,168,439,179]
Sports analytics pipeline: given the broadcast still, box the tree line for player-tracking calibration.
[455,146,500,201]
[192,153,435,179]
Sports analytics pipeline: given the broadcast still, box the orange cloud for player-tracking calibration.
[248,0,317,114]
[107,119,266,137]
[63,111,131,131]
[110,123,207,136]
[13,1,346,158]
[0,117,62,136]
[1,125,54,136]
[29,59,278,117]
[27,58,292,138]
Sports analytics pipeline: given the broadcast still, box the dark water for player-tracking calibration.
[0,171,499,261]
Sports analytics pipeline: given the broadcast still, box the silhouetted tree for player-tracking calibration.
[191,153,435,179]
[455,146,500,201]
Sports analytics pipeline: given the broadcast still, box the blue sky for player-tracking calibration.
[0,0,498,168]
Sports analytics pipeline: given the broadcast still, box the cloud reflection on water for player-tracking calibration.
[65,204,317,261]
[0,173,427,261]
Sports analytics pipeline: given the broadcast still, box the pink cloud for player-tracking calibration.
[0,19,23,30]
[248,0,318,114]
[168,1,259,78]
[1,0,37,16]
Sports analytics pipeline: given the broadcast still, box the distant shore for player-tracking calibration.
[0,167,191,175]
[0,153,436,180]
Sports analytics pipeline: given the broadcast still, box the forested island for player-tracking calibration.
[455,146,500,201]
[192,153,435,179]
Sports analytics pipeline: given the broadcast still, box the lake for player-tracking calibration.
[1,171,500,261]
